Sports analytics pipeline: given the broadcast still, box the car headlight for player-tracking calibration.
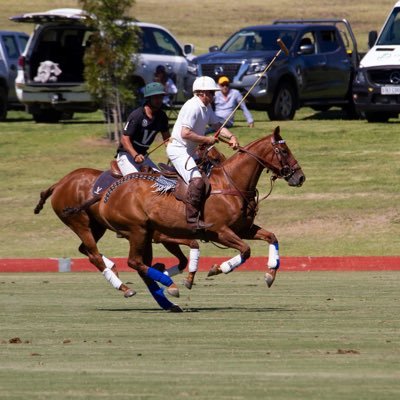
[246,62,268,75]
[354,70,367,85]
[187,60,198,75]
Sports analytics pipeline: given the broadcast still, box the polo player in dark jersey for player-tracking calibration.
[116,82,170,175]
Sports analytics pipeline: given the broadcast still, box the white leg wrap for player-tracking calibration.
[267,243,280,269]
[188,248,200,273]
[164,265,181,277]
[102,255,115,269]
[220,254,243,274]
[102,268,123,290]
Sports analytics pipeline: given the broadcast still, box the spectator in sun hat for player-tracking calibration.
[214,76,254,128]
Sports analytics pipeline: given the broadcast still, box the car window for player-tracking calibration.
[221,29,295,52]
[318,30,340,53]
[298,32,316,54]
[2,35,20,59]
[139,27,182,56]
[18,35,28,53]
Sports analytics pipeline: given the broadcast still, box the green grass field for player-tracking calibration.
[1,271,399,399]
[1,108,399,259]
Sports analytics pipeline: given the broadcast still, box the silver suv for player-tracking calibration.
[11,8,194,122]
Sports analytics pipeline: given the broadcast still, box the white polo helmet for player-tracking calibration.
[192,76,220,92]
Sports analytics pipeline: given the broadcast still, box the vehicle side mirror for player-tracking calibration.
[184,44,194,55]
[368,31,378,48]
[209,45,219,52]
[298,44,315,55]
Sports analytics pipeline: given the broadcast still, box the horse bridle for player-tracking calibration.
[212,137,300,217]
[238,138,300,181]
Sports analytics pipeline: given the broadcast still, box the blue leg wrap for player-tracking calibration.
[146,281,174,310]
[146,267,173,286]
[274,243,280,269]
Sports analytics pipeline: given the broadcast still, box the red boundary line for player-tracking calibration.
[0,257,399,272]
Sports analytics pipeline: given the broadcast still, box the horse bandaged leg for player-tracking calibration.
[102,268,123,290]
[220,254,244,274]
[146,281,176,311]
[267,243,280,269]
[102,255,115,269]
[188,248,200,272]
[146,267,179,297]
[164,265,181,277]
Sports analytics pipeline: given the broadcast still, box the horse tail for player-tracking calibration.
[34,184,57,214]
[62,194,102,217]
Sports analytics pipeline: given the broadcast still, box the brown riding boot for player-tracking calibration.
[186,178,213,231]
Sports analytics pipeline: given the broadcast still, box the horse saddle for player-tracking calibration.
[157,163,211,204]
[92,161,122,196]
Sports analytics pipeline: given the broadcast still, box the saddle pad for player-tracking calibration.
[92,170,118,195]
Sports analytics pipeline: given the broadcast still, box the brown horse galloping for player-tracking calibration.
[96,127,305,307]
[34,167,200,311]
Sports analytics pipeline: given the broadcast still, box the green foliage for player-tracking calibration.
[78,0,138,107]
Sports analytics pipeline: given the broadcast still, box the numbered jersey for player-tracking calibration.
[119,106,168,154]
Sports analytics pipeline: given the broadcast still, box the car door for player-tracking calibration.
[314,29,351,99]
[293,30,329,99]
[136,25,188,102]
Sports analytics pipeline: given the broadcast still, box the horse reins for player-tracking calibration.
[212,136,300,209]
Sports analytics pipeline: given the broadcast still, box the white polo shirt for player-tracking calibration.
[171,95,219,154]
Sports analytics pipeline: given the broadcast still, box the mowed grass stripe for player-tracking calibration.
[1,272,399,399]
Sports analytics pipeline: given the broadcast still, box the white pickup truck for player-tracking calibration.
[353,1,400,122]
[0,30,29,120]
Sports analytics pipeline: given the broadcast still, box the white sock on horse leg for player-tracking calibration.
[188,248,200,272]
[102,268,123,290]
[220,254,243,274]
[267,243,280,268]
[102,255,115,269]
[164,265,181,276]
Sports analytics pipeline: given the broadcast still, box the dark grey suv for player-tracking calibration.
[188,20,359,120]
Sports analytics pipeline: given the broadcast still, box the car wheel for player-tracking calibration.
[0,87,8,121]
[364,112,391,123]
[267,82,296,120]
[33,110,62,123]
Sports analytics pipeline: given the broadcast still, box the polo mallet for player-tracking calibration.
[214,38,289,140]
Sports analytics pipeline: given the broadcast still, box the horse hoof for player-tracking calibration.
[167,286,180,298]
[207,264,222,277]
[123,289,136,298]
[169,304,183,313]
[183,278,193,290]
[264,272,275,288]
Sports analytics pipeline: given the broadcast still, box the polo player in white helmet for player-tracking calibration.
[166,76,239,231]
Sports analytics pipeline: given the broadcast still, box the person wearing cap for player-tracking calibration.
[166,76,239,231]
[154,65,178,107]
[116,82,170,175]
[214,76,254,128]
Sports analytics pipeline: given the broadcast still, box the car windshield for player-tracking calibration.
[220,29,296,53]
[377,7,400,45]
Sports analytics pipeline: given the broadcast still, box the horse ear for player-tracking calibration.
[273,126,282,141]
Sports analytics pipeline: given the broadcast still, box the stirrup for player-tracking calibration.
[187,219,213,231]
